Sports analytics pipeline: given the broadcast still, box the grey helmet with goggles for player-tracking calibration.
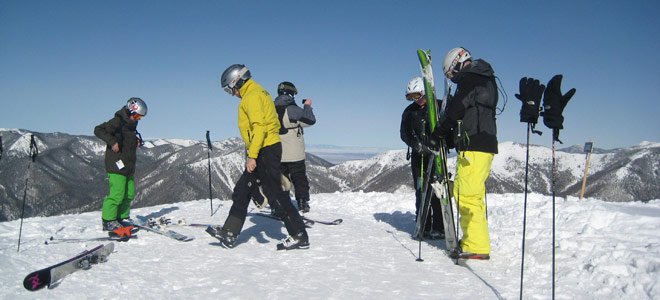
[277,81,298,97]
[126,97,148,116]
[442,47,472,78]
[405,77,425,101]
[221,64,251,95]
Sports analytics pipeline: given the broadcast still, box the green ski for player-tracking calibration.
[415,49,460,263]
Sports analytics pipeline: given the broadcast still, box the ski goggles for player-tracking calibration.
[406,92,423,101]
[133,114,144,120]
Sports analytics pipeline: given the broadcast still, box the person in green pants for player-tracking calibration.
[94,97,147,237]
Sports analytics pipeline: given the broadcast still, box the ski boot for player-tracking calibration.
[276,231,309,250]
[425,229,445,240]
[102,219,133,241]
[206,226,237,248]
[448,243,490,260]
[118,218,140,234]
[297,198,310,213]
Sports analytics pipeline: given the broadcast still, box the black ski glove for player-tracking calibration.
[413,138,440,155]
[541,75,576,130]
[516,77,545,124]
[413,139,434,156]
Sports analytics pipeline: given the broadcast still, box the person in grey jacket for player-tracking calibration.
[273,81,316,213]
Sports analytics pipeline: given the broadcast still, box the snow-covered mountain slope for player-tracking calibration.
[1,192,658,299]
[1,129,659,222]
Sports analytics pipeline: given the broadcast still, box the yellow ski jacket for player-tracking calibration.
[237,79,281,158]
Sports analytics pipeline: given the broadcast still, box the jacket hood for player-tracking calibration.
[115,107,137,129]
[274,94,296,106]
[451,59,494,83]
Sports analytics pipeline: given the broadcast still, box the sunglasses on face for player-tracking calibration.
[406,93,423,101]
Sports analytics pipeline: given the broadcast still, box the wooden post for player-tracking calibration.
[580,140,594,200]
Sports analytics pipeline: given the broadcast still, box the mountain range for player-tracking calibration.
[1,128,658,221]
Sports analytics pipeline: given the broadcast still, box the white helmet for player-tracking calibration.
[405,77,425,101]
[442,47,472,77]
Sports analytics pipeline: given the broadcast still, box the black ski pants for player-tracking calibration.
[411,152,444,233]
[280,160,310,201]
[223,143,307,237]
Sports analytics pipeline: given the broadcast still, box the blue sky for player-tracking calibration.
[1,1,658,151]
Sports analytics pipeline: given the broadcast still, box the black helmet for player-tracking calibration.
[277,81,297,97]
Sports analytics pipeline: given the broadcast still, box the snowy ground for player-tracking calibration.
[1,191,659,300]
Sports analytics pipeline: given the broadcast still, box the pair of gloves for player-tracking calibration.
[516,74,576,131]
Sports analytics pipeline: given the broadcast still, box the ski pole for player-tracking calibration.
[17,134,38,252]
[455,120,463,244]
[417,153,424,262]
[206,130,214,216]
[519,123,532,299]
[0,135,3,162]
[551,129,559,300]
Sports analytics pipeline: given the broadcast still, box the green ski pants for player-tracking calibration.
[102,173,135,221]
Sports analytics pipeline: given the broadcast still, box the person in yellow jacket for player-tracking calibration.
[206,64,309,250]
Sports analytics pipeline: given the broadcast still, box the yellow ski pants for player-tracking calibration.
[453,151,494,254]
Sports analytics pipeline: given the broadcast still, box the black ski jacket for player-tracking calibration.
[400,101,428,153]
[437,59,499,154]
[94,107,140,176]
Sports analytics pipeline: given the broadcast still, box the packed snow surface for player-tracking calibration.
[1,192,659,299]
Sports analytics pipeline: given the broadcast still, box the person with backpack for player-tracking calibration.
[93,97,147,238]
[434,47,499,260]
[273,81,316,213]
[206,64,309,250]
[400,77,445,240]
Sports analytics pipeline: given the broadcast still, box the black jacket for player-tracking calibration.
[94,107,139,176]
[400,101,433,153]
[437,59,498,154]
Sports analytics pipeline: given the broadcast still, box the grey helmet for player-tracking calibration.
[126,97,148,116]
[221,64,251,95]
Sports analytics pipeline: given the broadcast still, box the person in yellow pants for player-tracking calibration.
[432,47,499,260]
[454,151,494,257]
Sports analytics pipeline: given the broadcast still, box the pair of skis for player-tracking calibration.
[46,216,194,244]
[132,215,194,242]
[155,212,342,228]
[414,49,460,264]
